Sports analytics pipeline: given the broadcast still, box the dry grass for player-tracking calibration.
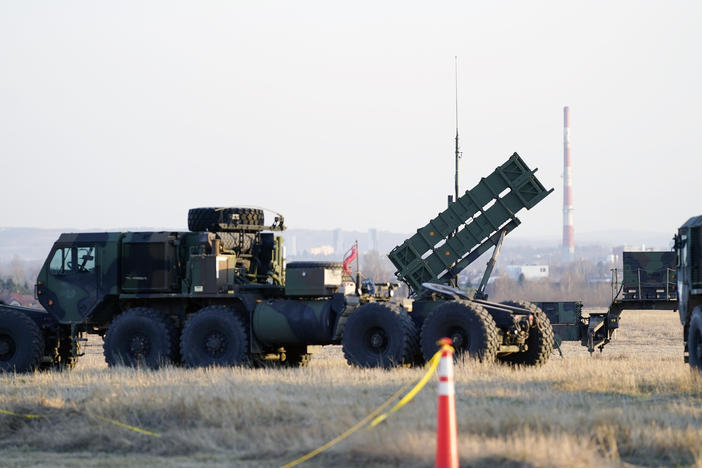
[1,309,701,467]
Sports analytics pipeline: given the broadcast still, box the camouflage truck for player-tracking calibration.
[0,153,556,373]
[674,215,702,371]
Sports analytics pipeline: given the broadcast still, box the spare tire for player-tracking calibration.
[188,207,264,232]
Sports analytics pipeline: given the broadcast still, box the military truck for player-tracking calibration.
[0,153,555,373]
[674,216,702,371]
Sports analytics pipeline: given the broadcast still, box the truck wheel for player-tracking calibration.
[688,308,702,372]
[341,303,418,368]
[188,207,264,232]
[103,307,174,369]
[420,300,498,363]
[180,305,249,367]
[497,300,554,367]
[0,308,44,373]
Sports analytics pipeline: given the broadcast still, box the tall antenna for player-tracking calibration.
[454,56,461,201]
[449,56,462,288]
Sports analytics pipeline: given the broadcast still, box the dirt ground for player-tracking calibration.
[1,309,700,467]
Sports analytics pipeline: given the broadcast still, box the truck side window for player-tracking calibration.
[49,248,73,274]
[77,247,96,272]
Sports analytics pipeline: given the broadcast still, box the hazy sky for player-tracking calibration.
[1,1,700,241]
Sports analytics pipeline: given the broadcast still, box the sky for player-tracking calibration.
[1,1,700,242]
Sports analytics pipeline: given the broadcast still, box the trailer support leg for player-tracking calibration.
[474,229,507,300]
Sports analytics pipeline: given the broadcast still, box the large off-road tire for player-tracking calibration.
[341,302,418,368]
[497,300,554,367]
[0,308,44,373]
[103,307,174,369]
[420,300,499,363]
[188,207,264,232]
[688,308,702,372]
[180,305,249,367]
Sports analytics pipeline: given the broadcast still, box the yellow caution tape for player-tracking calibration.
[3,342,454,458]
[369,351,442,427]
[280,349,444,468]
[0,407,160,438]
[0,408,48,419]
[90,414,162,438]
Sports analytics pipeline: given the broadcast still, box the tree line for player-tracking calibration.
[0,255,40,296]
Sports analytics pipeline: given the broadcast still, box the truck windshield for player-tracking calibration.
[48,246,95,274]
[49,248,73,274]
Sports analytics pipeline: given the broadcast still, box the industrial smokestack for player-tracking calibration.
[562,106,574,259]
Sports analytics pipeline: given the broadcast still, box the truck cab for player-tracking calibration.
[675,215,702,369]
[36,233,121,324]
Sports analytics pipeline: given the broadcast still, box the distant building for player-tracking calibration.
[1,292,40,308]
[308,245,335,256]
[505,265,549,281]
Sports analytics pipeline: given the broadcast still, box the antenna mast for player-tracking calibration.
[448,56,463,288]
[454,56,461,202]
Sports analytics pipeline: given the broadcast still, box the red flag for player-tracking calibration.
[343,244,358,274]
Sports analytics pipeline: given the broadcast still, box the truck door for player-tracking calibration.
[677,230,689,322]
[41,245,99,323]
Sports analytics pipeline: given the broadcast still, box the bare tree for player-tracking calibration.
[10,255,25,289]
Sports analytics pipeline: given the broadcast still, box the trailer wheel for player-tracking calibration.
[180,305,249,367]
[0,308,44,373]
[103,307,174,369]
[420,300,498,363]
[188,207,264,232]
[342,303,418,368]
[497,300,554,367]
[688,308,702,372]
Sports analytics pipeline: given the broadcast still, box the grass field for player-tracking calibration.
[1,309,700,468]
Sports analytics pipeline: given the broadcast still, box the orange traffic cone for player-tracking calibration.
[435,337,458,468]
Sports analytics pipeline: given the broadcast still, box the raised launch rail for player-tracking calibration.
[388,153,553,292]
